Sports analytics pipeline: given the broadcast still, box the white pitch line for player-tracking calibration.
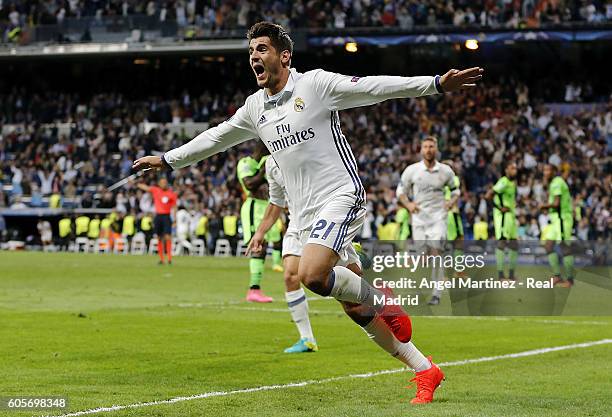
[42,338,612,417]
[175,303,609,325]
[418,316,610,326]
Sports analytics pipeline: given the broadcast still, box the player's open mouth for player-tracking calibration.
[253,63,266,80]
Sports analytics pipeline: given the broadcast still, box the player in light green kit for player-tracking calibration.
[395,206,411,243]
[237,141,283,302]
[486,162,518,280]
[540,164,575,288]
[443,161,464,274]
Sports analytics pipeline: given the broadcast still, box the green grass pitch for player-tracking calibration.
[1,252,611,417]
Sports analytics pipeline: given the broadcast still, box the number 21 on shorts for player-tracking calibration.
[310,219,336,240]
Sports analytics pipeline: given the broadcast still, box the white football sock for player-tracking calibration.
[431,266,446,297]
[329,266,383,310]
[285,288,314,342]
[363,316,431,372]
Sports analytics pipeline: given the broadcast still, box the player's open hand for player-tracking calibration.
[406,201,420,214]
[246,231,265,256]
[439,67,484,92]
[132,155,163,171]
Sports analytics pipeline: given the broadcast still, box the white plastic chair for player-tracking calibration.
[214,239,231,257]
[192,239,206,256]
[130,233,147,255]
[236,241,247,257]
[113,237,129,255]
[172,237,183,256]
[148,238,159,255]
[74,237,90,253]
[94,238,110,254]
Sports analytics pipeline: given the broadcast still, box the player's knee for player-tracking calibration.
[560,242,572,255]
[284,270,300,291]
[298,267,331,296]
[346,262,362,277]
[544,241,554,253]
[341,301,375,326]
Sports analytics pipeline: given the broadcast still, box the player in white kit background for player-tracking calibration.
[250,155,457,368]
[175,206,193,255]
[133,22,483,404]
[37,219,53,251]
[396,136,460,305]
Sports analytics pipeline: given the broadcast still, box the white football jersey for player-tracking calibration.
[164,68,441,230]
[396,160,458,226]
[176,208,192,235]
[265,155,290,212]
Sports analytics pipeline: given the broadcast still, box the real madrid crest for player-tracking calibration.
[294,97,305,112]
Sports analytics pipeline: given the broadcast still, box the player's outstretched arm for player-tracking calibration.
[311,67,483,111]
[246,203,283,256]
[136,182,151,192]
[439,67,484,92]
[133,105,257,172]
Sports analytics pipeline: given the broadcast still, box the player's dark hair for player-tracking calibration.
[247,22,294,57]
[502,160,516,173]
[421,136,438,145]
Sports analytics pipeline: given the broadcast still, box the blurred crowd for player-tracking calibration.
[2,0,611,41]
[348,82,611,242]
[1,71,610,245]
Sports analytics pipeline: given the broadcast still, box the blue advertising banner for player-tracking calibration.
[309,30,612,46]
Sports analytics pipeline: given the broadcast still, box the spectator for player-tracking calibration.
[0,67,609,242]
[3,0,610,42]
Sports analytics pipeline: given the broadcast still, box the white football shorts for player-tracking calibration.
[412,220,447,250]
[283,194,364,268]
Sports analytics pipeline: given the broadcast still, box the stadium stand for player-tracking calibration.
[1,74,610,249]
[2,1,611,30]
[2,1,612,45]
[1,1,610,251]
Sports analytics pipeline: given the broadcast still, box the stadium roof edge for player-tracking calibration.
[1,24,610,58]
[0,39,248,58]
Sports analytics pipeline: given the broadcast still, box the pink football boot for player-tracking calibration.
[246,289,274,303]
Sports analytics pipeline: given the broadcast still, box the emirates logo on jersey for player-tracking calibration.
[294,97,305,112]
